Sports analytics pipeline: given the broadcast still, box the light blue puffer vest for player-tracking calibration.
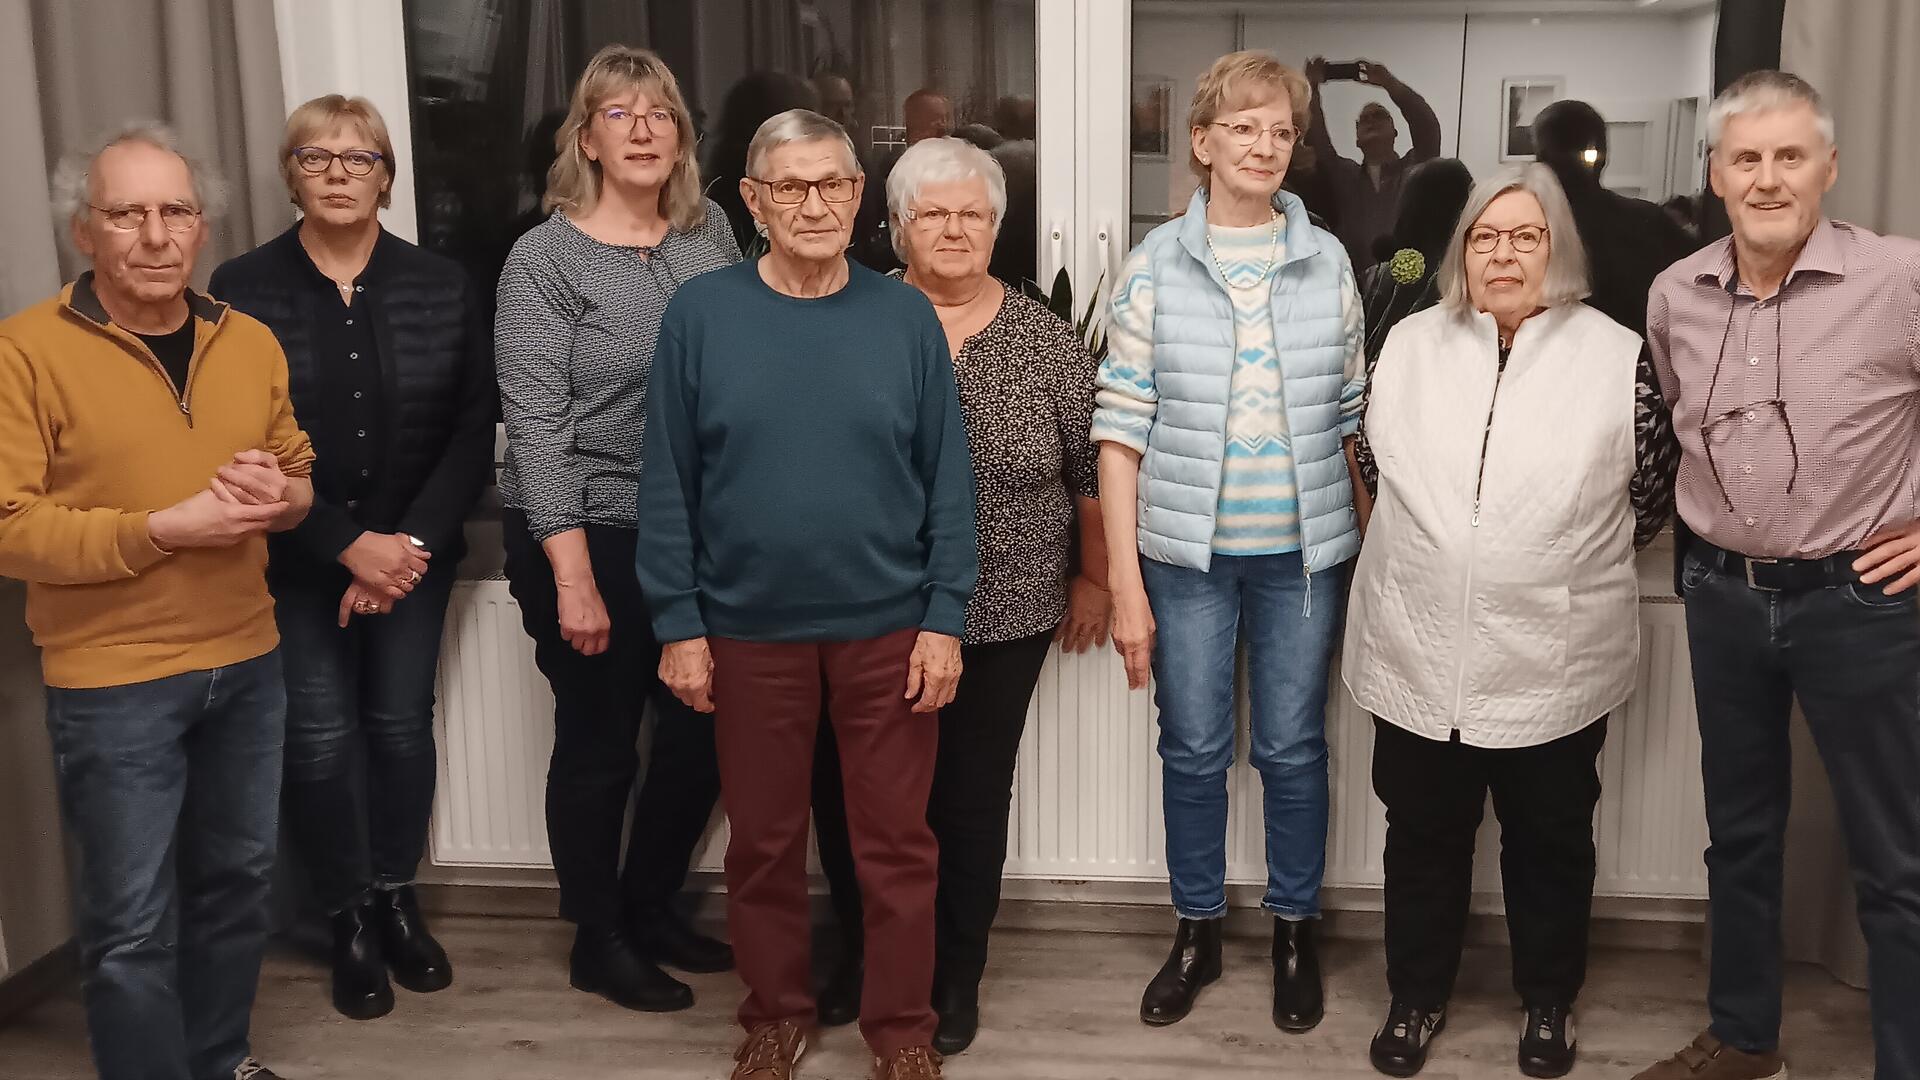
[1133,187,1360,574]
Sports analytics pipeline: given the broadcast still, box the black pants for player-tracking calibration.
[814,629,1054,994]
[502,512,722,929]
[1681,545,1920,1079]
[274,568,456,914]
[1372,716,1607,1012]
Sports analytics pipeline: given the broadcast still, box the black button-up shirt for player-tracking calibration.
[296,247,386,511]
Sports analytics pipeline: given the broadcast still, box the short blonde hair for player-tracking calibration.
[280,95,396,209]
[544,44,706,232]
[1437,163,1590,313]
[1187,51,1311,186]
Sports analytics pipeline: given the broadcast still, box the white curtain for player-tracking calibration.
[0,0,291,319]
[1775,0,1920,991]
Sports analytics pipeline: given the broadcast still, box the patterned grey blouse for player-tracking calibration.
[932,283,1101,644]
[494,203,741,540]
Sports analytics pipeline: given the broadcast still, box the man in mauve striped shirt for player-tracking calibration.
[1638,71,1920,1080]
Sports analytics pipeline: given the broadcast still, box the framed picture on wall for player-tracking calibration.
[1132,77,1173,156]
[1501,76,1565,161]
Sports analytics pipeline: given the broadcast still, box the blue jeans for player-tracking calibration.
[1681,544,1920,1080]
[1142,551,1345,919]
[274,571,454,913]
[43,651,286,1080]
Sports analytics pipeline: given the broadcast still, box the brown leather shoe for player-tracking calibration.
[732,1020,809,1079]
[1632,1031,1787,1080]
[871,1046,944,1080]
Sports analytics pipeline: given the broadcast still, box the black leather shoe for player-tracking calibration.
[1271,917,1324,1032]
[1139,917,1222,1026]
[330,900,394,1021]
[1369,1000,1447,1077]
[816,949,862,1028]
[373,886,453,993]
[932,980,980,1055]
[631,906,734,973]
[1518,1004,1577,1078]
[568,924,693,1012]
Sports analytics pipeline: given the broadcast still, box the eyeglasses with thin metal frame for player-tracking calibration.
[750,176,859,205]
[904,206,997,232]
[1467,225,1549,254]
[290,147,386,177]
[1208,120,1298,149]
[88,203,202,233]
[595,105,679,137]
[1700,291,1798,511]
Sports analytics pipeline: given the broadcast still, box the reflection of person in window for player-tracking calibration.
[1305,57,1441,274]
[854,88,953,272]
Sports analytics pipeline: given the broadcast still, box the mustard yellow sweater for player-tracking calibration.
[0,276,315,688]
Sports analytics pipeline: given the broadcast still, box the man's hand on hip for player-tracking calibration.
[1854,521,1920,596]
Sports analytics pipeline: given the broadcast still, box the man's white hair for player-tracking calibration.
[745,108,861,180]
[884,137,1007,262]
[50,121,228,232]
[1706,70,1835,153]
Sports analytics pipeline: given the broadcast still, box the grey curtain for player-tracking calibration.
[0,0,290,318]
[1772,0,1920,991]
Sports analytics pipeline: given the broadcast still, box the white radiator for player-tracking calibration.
[431,581,1709,901]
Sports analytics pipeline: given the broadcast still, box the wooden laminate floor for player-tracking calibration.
[0,917,1873,1080]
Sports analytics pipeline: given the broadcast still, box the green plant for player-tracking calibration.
[1022,267,1109,360]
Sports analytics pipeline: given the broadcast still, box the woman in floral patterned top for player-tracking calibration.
[809,137,1111,1057]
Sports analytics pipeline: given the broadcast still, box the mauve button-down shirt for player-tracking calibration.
[1648,218,1920,559]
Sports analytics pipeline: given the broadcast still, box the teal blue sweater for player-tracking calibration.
[636,260,978,643]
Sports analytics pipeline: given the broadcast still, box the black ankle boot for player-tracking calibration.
[569,924,694,1012]
[1271,917,1324,1032]
[932,980,980,1055]
[631,906,734,974]
[816,948,862,1028]
[1139,917,1222,1026]
[330,900,394,1021]
[1518,1004,1577,1078]
[372,886,452,994]
[1370,1000,1447,1077]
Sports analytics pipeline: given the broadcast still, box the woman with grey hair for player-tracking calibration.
[807,136,1110,1055]
[1344,162,1676,1079]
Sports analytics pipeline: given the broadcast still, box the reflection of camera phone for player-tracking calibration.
[1325,61,1363,82]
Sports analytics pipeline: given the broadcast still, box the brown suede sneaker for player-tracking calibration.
[872,1046,944,1080]
[732,1020,809,1080]
[1632,1031,1787,1080]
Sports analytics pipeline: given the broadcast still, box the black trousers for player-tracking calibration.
[813,629,1055,994]
[1372,716,1607,1012]
[1681,545,1920,1079]
[502,512,722,929]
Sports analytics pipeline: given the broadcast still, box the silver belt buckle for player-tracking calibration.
[1745,557,1781,592]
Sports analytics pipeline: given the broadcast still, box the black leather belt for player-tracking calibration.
[1695,540,1865,593]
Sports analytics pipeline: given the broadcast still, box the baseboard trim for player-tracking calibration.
[0,940,75,1023]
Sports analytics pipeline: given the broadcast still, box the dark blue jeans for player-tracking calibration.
[273,569,455,914]
[1680,546,1920,1079]
[1140,551,1345,919]
[44,651,286,1080]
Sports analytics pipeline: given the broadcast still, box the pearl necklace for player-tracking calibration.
[1204,206,1281,289]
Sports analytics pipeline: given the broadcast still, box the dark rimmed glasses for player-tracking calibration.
[1700,292,1798,511]
[1467,225,1548,254]
[751,176,859,205]
[291,147,385,177]
[88,203,201,232]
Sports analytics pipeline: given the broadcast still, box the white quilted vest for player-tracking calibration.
[1342,302,1644,748]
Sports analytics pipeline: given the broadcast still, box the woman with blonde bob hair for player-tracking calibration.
[494,44,742,1012]
[1093,50,1367,1033]
[211,93,495,1021]
[1344,163,1676,1078]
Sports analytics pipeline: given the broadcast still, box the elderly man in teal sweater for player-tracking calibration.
[635,107,977,1080]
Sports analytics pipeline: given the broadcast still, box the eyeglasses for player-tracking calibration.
[904,207,996,232]
[1467,225,1549,254]
[88,203,201,233]
[1700,293,1797,511]
[291,147,385,177]
[1209,121,1298,149]
[751,176,859,205]
[597,105,678,136]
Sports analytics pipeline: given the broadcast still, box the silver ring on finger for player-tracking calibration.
[403,570,421,586]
